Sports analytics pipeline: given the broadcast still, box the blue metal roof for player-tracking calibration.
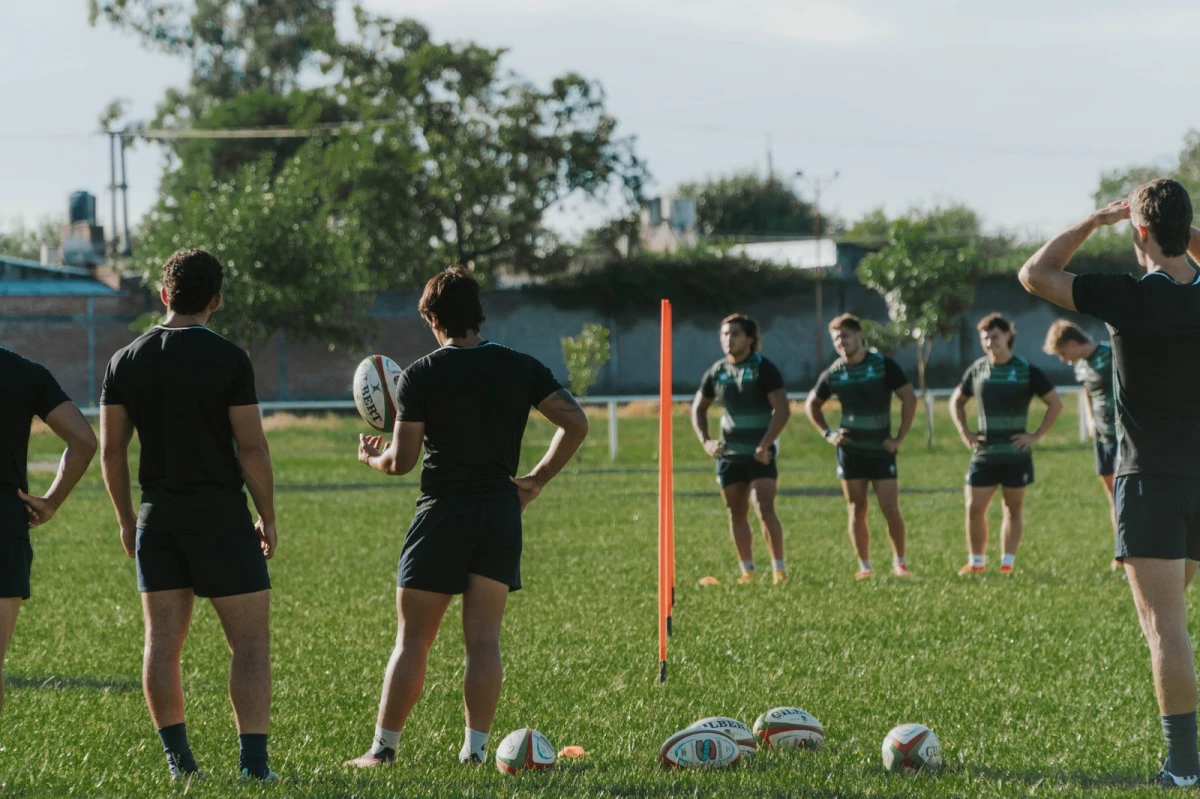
[0,280,118,297]
[0,253,93,278]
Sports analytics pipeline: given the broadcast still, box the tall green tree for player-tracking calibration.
[676,172,832,237]
[856,219,978,447]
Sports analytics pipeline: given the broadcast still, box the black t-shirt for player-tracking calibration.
[814,351,909,453]
[396,342,562,506]
[959,355,1054,464]
[1074,270,1200,478]
[100,326,259,530]
[698,353,785,462]
[0,348,70,534]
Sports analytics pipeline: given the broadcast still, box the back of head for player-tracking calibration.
[1042,319,1090,355]
[163,249,223,315]
[419,267,486,337]
[1129,178,1193,257]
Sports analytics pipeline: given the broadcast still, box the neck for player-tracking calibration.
[988,351,1013,365]
[442,331,484,348]
[161,311,210,328]
[726,350,752,364]
[1143,254,1196,283]
[843,349,866,365]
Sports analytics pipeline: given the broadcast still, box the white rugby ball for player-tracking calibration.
[659,727,740,769]
[881,723,942,773]
[495,728,556,774]
[352,355,404,431]
[753,707,824,751]
[689,716,757,757]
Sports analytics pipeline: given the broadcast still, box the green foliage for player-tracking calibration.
[676,172,832,236]
[859,319,910,357]
[532,257,814,319]
[0,217,62,261]
[847,203,1011,267]
[136,150,369,350]
[561,323,611,397]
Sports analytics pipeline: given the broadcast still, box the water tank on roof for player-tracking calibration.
[669,198,697,232]
[69,191,96,225]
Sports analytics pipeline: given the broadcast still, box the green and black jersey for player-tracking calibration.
[814,351,910,453]
[959,355,1054,464]
[1073,342,1116,443]
[699,353,785,462]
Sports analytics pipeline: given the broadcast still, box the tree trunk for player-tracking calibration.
[919,335,934,450]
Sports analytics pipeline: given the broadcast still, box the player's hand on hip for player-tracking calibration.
[120,524,136,559]
[358,434,383,465]
[961,433,980,451]
[753,445,772,464]
[702,439,724,459]
[1091,200,1131,227]
[17,489,57,528]
[256,518,277,559]
[1010,432,1037,451]
[882,437,901,454]
[826,429,849,446]
[510,474,543,511]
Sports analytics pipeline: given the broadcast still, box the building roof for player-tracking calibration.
[0,280,118,296]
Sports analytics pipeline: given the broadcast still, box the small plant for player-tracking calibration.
[561,323,611,398]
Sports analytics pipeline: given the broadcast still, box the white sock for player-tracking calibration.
[771,559,786,572]
[969,554,986,568]
[461,728,489,761]
[1001,553,1015,568]
[371,726,401,754]
[893,555,906,567]
[858,559,872,572]
[740,559,756,574]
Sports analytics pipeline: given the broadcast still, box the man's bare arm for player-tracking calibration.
[526,389,590,488]
[757,388,790,451]
[20,401,96,527]
[950,387,976,451]
[893,384,918,444]
[1019,201,1130,310]
[229,405,276,523]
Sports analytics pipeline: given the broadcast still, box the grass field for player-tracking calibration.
[2,399,1181,797]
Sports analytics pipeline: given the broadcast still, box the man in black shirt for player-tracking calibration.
[0,349,95,714]
[1020,178,1200,787]
[100,249,279,782]
[346,267,588,768]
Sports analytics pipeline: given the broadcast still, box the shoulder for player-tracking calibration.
[757,353,781,370]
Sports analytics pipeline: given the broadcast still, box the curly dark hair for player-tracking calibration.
[1129,178,1193,257]
[162,249,223,315]
[419,266,485,337]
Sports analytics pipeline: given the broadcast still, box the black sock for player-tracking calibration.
[1162,712,1200,776]
[239,733,269,778]
[157,723,198,773]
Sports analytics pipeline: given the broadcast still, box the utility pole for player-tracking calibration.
[107,130,119,258]
[119,130,131,255]
[795,170,840,365]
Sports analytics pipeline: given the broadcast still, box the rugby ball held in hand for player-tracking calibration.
[352,354,403,431]
[689,716,757,757]
[753,707,824,751]
[659,728,741,769]
[881,723,942,773]
[496,728,556,774]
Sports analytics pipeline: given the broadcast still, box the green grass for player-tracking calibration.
[3,401,1175,797]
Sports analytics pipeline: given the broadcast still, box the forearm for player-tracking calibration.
[238,446,276,522]
[101,455,137,528]
[805,400,831,434]
[42,442,94,509]
[951,401,972,437]
[758,408,789,449]
[691,407,712,444]
[895,396,918,441]
[1022,216,1098,279]
[529,424,588,487]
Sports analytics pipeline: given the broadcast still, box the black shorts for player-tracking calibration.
[966,458,1035,488]
[398,493,523,595]
[0,533,33,600]
[1115,475,1200,561]
[836,447,897,481]
[136,526,271,598]
[715,457,778,488]
[1094,438,1118,477]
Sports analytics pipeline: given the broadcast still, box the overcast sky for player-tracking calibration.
[2,0,1195,243]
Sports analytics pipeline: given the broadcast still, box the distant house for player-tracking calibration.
[0,254,119,297]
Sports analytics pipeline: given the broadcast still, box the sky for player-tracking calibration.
[1,0,1196,244]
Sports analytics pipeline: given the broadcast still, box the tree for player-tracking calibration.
[136,149,369,352]
[0,217,64,262]
[846,202,1011,266]
[856,219,978,448]
[561,323,611,397]
[676,172,832,237]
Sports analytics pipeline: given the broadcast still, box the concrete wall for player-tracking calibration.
[0,276,1110,404]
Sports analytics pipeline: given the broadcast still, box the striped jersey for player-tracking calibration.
[1073,342,1116,442]
[699,353,785,462]
[814,351,910,453]
[958,355,1054,463]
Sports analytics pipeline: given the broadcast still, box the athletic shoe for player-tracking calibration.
[344,749,396,768]
[240,768,281,783]
[892,564,914,578]
[999,564,1014,574]
[772,569,789,584]
[855,569,874,580]
[459,751,484,765]
[958,563,985,576]
[165,752,203,782]
[1155,760,1199,788]
[736,571,757,584]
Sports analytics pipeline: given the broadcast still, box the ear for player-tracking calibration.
[160,286,170,308]
[1135,223,1150,242]
[210,293,223,314]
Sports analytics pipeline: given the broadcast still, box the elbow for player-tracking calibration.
[1017,263,1034,292]
[75,430,99,461]
[568,414,590,440]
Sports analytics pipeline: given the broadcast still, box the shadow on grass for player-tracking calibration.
[8,674,140,693]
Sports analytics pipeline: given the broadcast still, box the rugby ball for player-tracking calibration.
[352,355,404,431]
[689,716,757,757]
[495,728,556,774]
[753,707,824,751]
[659,728,741,769]
[881,723,942,773]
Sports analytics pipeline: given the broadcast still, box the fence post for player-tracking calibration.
[87,297,96,407]
[924,391,935,442]
[608,399,618,462]
[1077,389,1088,443]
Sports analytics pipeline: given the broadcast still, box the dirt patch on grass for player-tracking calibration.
[262,412,348,432]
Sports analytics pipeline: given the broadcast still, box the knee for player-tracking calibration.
[725,500,749,519]
[753,499,777,522]
[848,500,869,521]
[878,500,902,520]
[966,500,988,519]
[1001,501,1023,518]
[465,635,502,663]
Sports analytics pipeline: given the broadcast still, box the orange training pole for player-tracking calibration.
[664,301,675,620]
[658,299,670,683]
